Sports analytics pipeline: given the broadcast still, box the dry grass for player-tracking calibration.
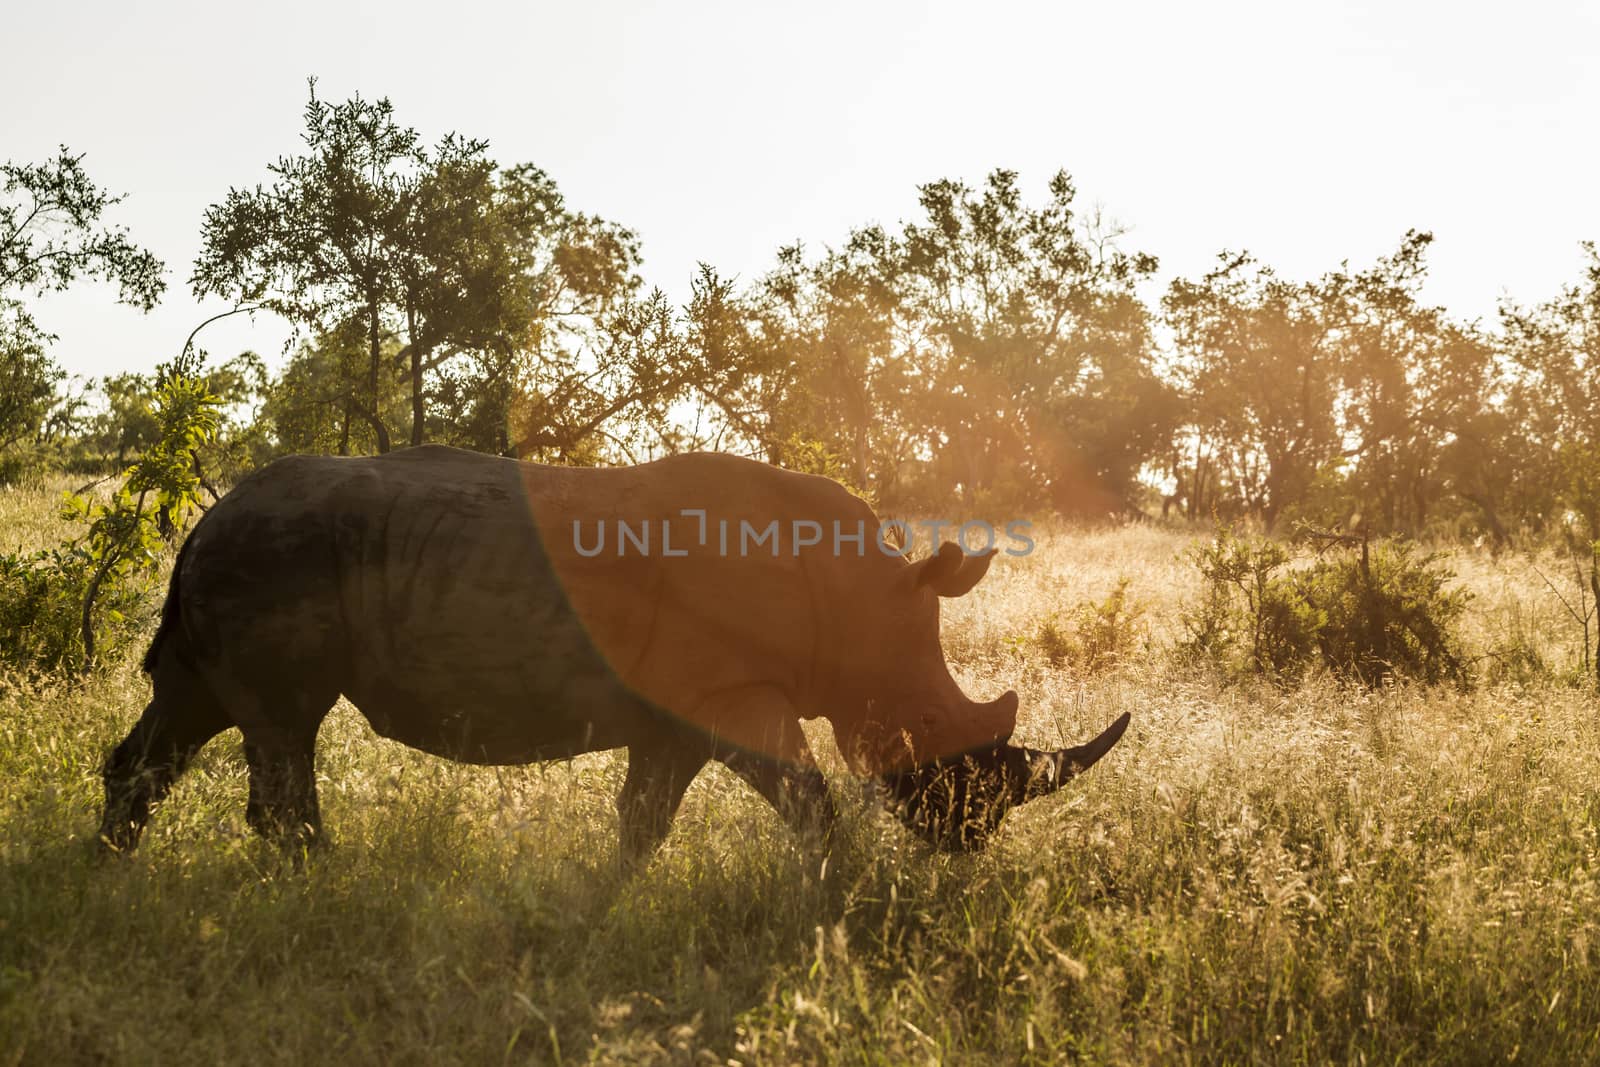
[0,474,83,556]
[3,488,1600,1064]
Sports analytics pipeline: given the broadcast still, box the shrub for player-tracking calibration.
[0,370,217,679]
[1483,606,1553,689]
[1298,542,1471,687]
[775,434,868,502]
[1180,527,1471,688]
[1179,528,1320,679]
[1539,533,1600,691]
[1034,578,1145,674]
[0,446,52,490]
[0,545,148,678]
[66,371,218,671]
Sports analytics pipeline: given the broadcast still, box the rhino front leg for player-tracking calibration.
[616,736,708,866]
[99,656,232,853]
[231,684,337,852]
[243,734,323,850]
[692,691,836,847]
[720,727,837,849]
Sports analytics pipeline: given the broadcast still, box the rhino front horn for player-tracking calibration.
[1026,711,1131,799]
[1062,711,1130,776]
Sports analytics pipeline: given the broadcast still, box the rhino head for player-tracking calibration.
[837,541,1130,851]
[879,711,1131,850]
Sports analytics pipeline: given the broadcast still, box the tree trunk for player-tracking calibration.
[1590,553,1600,692]
[1460,490,1508,548]
[406,304,426,448]
[367,298,391,454]
[410,344,426,447]
[496,376,512,457]
[1263,462,1283,533]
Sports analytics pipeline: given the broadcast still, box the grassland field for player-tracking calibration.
[3,476,1600,1065]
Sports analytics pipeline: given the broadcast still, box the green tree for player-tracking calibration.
[718,236,916,496]
[192,86,420,453]
[420,164,656,459]
[1,147,165,457]
[69,369,219,672]
[1428,326,1531,545]
[1502,244,1600,533]
[0,327,55,457]
[195,84,664,460]
[1163,233,1502,537]
[1502,243,1600,685]
[80,352,267,483]
[86,372,161,465]
[1333,231,1465,535]
[699,171,1173,514]
[0,367,220,676]
[887,171,1171,513]
[258,320,409,456]
[1163,253,1343,527]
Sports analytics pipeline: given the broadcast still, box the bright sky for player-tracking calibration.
[5,0,1598,381]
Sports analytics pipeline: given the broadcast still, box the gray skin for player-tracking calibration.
[99,446,1128,860]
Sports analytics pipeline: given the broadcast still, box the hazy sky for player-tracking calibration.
[5,0,1598,381]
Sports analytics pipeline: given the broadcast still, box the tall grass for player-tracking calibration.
[3,485,1599,1064]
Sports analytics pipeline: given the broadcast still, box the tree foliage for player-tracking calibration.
[68,368,220,673]
[6,89,1600,576]
[0,368,217,678]
[194,83,682,462]
[679,170,1175,514]
[0,147,164,461]
[1159,231,1578,545]
[1164,253,1343,526]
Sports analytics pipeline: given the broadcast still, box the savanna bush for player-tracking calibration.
[1482,601,1554,688]
[1033,577,1145,674]
[0,447,49,489]
[1181,527,1470,687]
[1300,542,1470,686]
[0,371,217,680]
[1180,529,1320,679]
[0,545,147,677]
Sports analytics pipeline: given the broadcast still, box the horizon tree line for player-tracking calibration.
[2,83,1598,560]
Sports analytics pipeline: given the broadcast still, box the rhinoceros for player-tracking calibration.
[99,445,1128,858]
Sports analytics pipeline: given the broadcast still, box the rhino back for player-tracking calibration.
[178,448,642,761]
[175,445,891,762]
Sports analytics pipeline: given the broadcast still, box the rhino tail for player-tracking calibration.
[142,535,194,675]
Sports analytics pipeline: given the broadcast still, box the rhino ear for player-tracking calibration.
[911,542,997,598]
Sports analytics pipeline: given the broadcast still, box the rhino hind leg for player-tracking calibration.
[99,649,233,853]
[616,733,709,866]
